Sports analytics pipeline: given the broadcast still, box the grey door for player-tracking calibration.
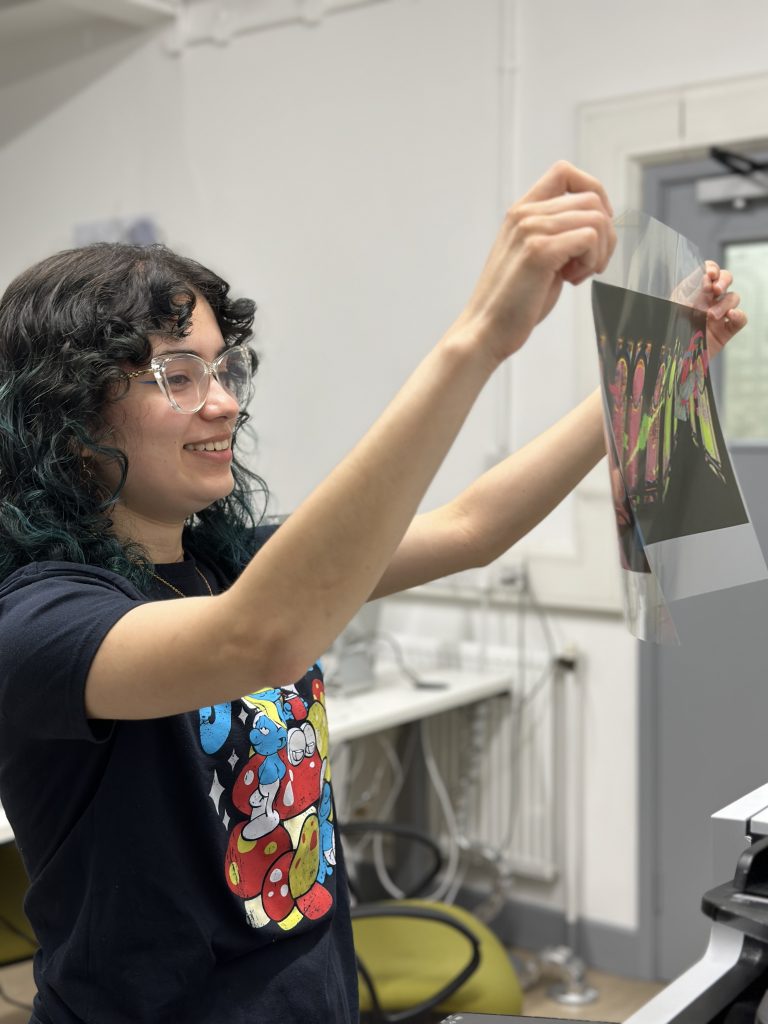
[641,154,768,980]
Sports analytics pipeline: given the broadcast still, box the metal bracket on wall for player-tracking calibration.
[166,0,391,54]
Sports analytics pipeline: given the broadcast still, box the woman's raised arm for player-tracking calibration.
[85,162,616,721]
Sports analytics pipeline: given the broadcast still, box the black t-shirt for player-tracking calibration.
[0,530,358,1024]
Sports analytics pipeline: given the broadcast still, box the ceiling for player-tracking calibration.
[0,0,179,90]
[0,0,178,43]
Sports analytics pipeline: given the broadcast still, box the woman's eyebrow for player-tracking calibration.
[152,344,228,359]
[152,347,195,357]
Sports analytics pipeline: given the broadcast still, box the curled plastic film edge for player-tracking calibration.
[592,211,768,644]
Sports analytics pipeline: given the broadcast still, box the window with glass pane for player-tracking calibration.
[722,241,768,442]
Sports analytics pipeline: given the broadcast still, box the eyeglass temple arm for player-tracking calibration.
[122,368,156,381]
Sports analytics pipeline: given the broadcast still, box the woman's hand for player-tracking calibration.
[456,161,617,366]
[701,261,747,358]
[672,260,747,357]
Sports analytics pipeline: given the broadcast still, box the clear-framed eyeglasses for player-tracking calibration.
[122,345,255,414]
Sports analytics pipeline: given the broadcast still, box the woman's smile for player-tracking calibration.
[183,434,233,460]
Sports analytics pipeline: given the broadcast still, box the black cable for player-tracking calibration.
[710,145,768,177]
[374,632,450,689]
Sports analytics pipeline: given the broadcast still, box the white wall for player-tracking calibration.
[4,0,765,941]
[0,0,639,936]
[512,0,768,934]
[0,0,506,516]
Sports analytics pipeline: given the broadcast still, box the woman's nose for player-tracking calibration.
[201,375,241,418]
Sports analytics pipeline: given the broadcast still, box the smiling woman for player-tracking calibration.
[0,164,729,1024]
[99,296,252,556]
[0,243,266,585]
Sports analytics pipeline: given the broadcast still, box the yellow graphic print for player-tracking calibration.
[222,672,336,930]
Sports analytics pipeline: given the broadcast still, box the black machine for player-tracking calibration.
[443,782,768,1024]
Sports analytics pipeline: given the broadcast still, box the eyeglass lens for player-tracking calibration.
[159,349,251,412]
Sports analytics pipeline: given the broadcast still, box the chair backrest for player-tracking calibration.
[340,820,442,902]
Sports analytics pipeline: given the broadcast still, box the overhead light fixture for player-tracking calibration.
[696,147,768,208]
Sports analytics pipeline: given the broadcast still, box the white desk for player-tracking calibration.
[325,665,515,743]
[0,667,512,844]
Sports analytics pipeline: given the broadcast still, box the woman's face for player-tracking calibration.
[100,295,242,533]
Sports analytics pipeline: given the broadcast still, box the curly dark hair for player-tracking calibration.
[0,242,268,590]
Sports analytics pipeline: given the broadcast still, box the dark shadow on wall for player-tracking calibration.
[0,7,160,149]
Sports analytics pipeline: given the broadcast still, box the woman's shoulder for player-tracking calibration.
[0,560,147,604]
[185,516,287,585]
[247,517,286,549]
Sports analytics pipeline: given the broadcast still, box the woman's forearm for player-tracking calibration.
[224,326,498,680]
[369,388,607,599]
[454,388,606,565]
[85,162,617,721]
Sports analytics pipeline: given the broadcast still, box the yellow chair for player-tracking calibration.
[341,822,523,1024]
[0,843,37,966]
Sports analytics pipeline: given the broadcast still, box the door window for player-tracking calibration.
[722,240,768,441]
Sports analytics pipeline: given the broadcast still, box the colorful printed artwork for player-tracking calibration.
[593,282,748,552]
[198,669,336,934]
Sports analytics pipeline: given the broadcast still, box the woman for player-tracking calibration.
[0,163,743,1024]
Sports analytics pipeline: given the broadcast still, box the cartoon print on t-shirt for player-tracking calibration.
[241,709,287,840]
[198,701,232,755]
[199,667,334,932]
[317,781,336,884]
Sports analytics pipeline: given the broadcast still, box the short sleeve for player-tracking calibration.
[0,563,147,742]
[248,520,282,554]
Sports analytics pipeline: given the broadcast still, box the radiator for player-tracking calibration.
[420,643,559,883]
[334,638,562,886]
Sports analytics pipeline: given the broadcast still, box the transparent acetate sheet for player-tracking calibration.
[592,211,768,644]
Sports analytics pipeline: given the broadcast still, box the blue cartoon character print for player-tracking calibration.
[209,670,336,932]
[316,781,336,884]
[242,712,287,840]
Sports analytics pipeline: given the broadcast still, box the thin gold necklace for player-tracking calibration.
[151,564,213,598]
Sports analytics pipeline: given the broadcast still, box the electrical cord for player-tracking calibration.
[351,705,467,904]
[418,716,462,902]
[495,578,569,916]
[369,733,411,900]
[345,730,418,900]
[342,590,564,913]
[451,575,564,920]
[525,573,564,662]
[375,632,449,689]
[376,607,554,909]
[344,735,396,820]
[444,689,497,904]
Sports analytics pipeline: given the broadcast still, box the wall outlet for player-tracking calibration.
[496,557,528,592]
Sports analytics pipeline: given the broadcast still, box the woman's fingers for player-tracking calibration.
[707,304,747,356]
[460,161,616,361]
[513,206,615,274]
[702,261,732,296]
[707,288,741,320]
[676,263,736,310]
[521,160,614,217]
[519,189,610,218]
[725,308,748,332]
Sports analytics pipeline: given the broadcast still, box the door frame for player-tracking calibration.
[577,72,768,979]
[643,150,768,450]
